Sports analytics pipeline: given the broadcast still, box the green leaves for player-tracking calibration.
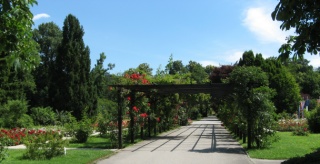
[272,0,320,57]
[0,0,39,70]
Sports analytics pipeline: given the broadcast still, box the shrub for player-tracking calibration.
[306,107,320,133]
[0,100,32,128]
[30,107,56,125]
[74,118,93,143]
[178,107,188,126]
[308,99,318,111]
[190,107,201,120]
[17,114,34,128]
[61,113,78,137]
[97,119,108,136]
[277,112,293,120]
[23,130,68,160]
[292,126,309,136]
[55,110,76,126]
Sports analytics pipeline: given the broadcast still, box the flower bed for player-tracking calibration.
[277,119,309,136]
[0,128,62,146]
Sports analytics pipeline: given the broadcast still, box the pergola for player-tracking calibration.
[110,83,233,148]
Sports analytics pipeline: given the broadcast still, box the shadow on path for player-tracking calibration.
[98,116,253,164]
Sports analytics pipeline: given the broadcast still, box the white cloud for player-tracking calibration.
[224,51,244,64]
[243,7,291,44]
[199,61,220,67]
[306,55,320,69]
[33,13,50,21]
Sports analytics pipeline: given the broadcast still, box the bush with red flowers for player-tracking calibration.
[23,129,68,160]
[0,127,67,160]
[0,128,26,146]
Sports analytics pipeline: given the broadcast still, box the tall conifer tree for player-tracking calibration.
[53,14,92,120]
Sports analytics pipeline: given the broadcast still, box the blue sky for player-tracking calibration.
[31,0,320,74]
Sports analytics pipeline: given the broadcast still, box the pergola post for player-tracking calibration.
[129,91,136,143]
[117,88,123,149]
[153,97,158,136]
[147,100,151,138]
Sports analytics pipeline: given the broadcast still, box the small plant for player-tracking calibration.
[292,122,309,136]
[178,107,188,126]
[0,137,8,163]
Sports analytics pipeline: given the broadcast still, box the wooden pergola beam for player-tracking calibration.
[110,83,232,96]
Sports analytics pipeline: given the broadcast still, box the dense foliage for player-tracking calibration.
[238,51,300,113]
[228,66,278,148]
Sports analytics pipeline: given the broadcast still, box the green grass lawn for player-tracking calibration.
[68,136,113,148]
[241,132,320,159]
[68,135,143,149]
[2,149,114,164]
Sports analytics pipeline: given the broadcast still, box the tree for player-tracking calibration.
[29,22,62,107]
[186,61,208,84]
[52,14,93,120]
[272,1,320,59]
[204,65,214,75]
[285,59,320,98]
[0,0,40,70]
[0,0,39,104]
[137,63,153,76]
[238,51,300,113]
[164,55,187,75]
[165,54,174,74]
[209,65,234,83]
[91,52,115,98]
[229,66,277,148]
[238,50,255,66]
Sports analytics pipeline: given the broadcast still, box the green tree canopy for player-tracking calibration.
[229,66,276,148]
[272,0,320,59]
[186,61,208,84]
[30,22,62,107]
[237,51,301,113]
[0,0,39,70]
[137,63,153,76]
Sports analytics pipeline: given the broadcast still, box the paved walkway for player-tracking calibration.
[98,116,283,164]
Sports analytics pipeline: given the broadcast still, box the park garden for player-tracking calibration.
[1,0,320,163]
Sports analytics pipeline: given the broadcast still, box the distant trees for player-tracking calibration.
[285,59,320,98]
[137,63,153,76]
[186,61,208,84]
[165,55,186,75]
